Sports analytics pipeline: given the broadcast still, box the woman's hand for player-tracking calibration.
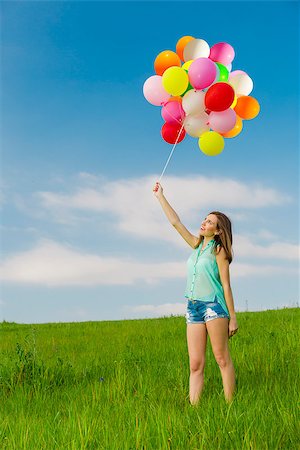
[228,315,238,338]
[153,181,163,198]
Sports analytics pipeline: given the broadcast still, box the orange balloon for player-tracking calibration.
[154,50,181,76]
[176,36,195,61]
[234,96,260,120]
[168,96,182,103]
[221,115,243,138]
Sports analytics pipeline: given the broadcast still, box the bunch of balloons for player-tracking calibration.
[143,36,260,156]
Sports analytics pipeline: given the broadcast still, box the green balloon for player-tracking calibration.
[181,82,193,97]
[216,63,229,82]
[181,69,194,96]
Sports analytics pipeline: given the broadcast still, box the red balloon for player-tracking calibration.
[161,122,186,144]
[205,82,235,112]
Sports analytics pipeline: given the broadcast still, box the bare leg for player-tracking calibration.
[186,323,207,405]
[206,318,235,403]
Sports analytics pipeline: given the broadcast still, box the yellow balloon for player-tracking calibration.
[199,131,224,156]
[162,66,189,96]
[182,60,194,70]
[230,95,238,109]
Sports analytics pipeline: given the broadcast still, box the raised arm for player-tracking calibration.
[153,181,199,249]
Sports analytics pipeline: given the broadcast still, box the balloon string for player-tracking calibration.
[158,121,185,183]
[161,101,184,125]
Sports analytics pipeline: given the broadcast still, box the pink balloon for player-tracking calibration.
[161,101,185,124]
[143,75,170,106]
[208,108,237,133]
[209,43,235,66]
[188,58,217,90]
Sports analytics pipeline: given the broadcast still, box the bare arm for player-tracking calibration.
[216,247,239,337]
[157,193,180,225]
[153,182,199,249]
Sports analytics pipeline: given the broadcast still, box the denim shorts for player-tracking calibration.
[186,297,229,324]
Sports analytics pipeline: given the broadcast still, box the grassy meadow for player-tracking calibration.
[0,308,299,449]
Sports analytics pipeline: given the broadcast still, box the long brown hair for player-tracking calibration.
[195,211,233,264]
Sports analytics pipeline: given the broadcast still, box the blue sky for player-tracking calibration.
[1,1,299,324]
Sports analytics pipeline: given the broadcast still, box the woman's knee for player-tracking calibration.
[190,358,206,373]
[214,352,231,369]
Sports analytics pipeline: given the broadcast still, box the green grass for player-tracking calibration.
[0,308,299,449]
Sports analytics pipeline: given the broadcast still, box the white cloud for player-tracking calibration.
[231,262,299,277]
[8,173,296,244]
[234,234,299,260]
[3,173,298,289]
[123,302,186,318]
[0,239,184,287]
[23,172,293,247]
[0,239,298,287]
[36,173,292,218]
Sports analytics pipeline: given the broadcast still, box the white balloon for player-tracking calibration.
[225,63,232,72]
[183,112,209,137]
[229,72,253,96]
[183,39,210,61]
[182,89,206,116]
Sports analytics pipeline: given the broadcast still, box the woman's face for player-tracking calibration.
[199,214,218,237]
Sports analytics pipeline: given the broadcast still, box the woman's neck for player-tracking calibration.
[202,236,215,247]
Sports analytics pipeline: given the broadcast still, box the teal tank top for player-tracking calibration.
[184,238,229,315]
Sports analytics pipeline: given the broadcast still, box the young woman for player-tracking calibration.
[153,181,238,405]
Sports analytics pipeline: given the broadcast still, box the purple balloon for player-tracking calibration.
[208,108,237,133]
[188,58,217,90]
